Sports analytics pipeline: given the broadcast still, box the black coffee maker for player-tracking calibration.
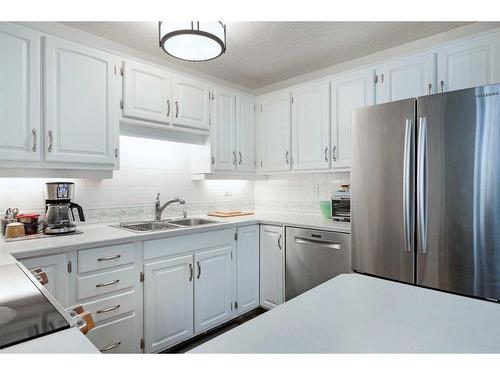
[44,182,85,234]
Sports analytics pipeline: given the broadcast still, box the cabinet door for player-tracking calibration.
[44,36,118,165]
[236,95,256,172]
[237,225,260,315]
[376,52,436,103]
[122,60,172,124]
[172,75,210,130]
[331,69,375,170]
[259,93,292,172]
[291,83,330,170]
[437,35,500,93]
[0,23,41,162]
[20,253,70,308]
[194,245,235,334]
[212,87,236,171]
[143,254,194,353]
[259,225,284,309]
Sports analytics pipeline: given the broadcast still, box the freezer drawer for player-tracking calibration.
[285,227,350,301]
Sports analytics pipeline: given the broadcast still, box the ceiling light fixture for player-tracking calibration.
[158,21,226,62]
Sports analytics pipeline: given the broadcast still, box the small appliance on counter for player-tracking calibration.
[331,185,351,222]
[44,182,85,235]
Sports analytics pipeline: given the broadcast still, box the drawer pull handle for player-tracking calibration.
[96,279,120,288]
[97,254,121,261]
[100,341,121,352]
[96,304,121,314]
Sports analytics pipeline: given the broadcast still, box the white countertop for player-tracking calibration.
[1,328,99,354]
[190,274,500,353]
[0,211,350,260]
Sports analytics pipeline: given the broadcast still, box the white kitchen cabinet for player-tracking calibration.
[259,225,284,309]
[291,83,330,170]
[143,254,194,353]
[236,225,260,315]
[258,92,292,172]
[331,69,375,170]
[437,34,500,93]
[122,60,172,124]
[212,87,237,171]
[172,74,210,130]
[20,253,73,308]
[194,245,236,334]
[0,23,41,163]
[375,52,436,103]
[44,36,119,165]
[236,95,256,172]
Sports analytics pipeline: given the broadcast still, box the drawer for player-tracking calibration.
[78,243,136,273]
[87,313,139,353]
[77,266,136,300]
[82,290,136,323]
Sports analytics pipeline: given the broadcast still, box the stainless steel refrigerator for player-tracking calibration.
[351,83,500,301]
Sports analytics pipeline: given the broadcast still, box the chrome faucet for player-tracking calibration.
[155,193,186,221]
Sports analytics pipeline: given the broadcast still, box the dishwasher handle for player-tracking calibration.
[294,236,341,250]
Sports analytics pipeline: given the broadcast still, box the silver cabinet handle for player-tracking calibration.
[440,80,445,93]
[295,237,341,250]
[175,101,179,117]
[189,263,193,282]
[403,118,415,253]
[97,254,121,261]
[197,261,201,279]
[427,83,432,95]
[47,130,53,152]
[97,304,120,314]
[277,234,282,250]
[31,129,37,152]
[114,148,118,158]
[417,116,428,255]
[332,145,337,162]
[96,279,119,288]
[100,341,121,352]
[324,147,329,162]
[285,150,290,165]
[232,151,237,166]
[167,99,171,117]
[238,151,242,165]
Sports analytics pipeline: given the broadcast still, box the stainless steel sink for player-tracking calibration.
[115,220,181,233]
[169,218,220,226]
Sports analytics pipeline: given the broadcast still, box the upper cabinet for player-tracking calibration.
[236,95,256,172]
[375,52,436,104]
[122,60,172,124]
[331,69,375,171]
[257,92,292,172]
[172,75,210,131]
[44,36,119,165]
[212,87,237,171]
[0,23,41,162]
[437,34,500,93]
[291,83,330,170]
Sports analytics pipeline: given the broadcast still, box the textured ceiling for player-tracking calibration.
[63,21,471,89]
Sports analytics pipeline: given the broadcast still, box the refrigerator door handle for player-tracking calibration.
[403,118,414,253]
[417,116,428,254]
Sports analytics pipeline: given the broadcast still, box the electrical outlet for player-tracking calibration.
[224,191,232,197]
[312,184,319,197]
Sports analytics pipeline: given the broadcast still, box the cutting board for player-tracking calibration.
[207,211,254,218]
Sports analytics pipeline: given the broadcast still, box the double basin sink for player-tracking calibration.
[115,218,221,233]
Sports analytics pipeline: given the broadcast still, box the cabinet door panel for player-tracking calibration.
[213,88,236,171]
[331,69,375,170]
[123,60,171,124]
[437,35,500,92]
[44,36,118,165]
[291,83,330,170]
[237,225,260,315]
[144,255,194,353]
[236,95,256,172]
[259,225,284,309]
[376,53,436,103]
[172,75,210,130]
[194,245,235,334]
[0,24,40,162]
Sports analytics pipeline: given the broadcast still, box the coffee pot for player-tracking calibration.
[44,182,85,234]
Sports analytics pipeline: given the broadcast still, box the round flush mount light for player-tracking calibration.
[158,21,226,62]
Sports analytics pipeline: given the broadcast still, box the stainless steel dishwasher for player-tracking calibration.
[285,227,351,301]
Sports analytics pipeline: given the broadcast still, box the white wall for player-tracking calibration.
[0,136,254,223]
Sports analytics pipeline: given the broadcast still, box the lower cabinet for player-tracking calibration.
[236,225,260,315]
[260,225,284,309]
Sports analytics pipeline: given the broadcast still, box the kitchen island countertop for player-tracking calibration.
[191,274,500,353]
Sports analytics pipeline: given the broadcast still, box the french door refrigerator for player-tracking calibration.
[351,83,500,301]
